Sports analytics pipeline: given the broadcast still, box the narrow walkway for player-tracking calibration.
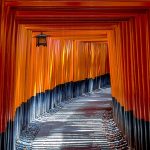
[16,88,128,150]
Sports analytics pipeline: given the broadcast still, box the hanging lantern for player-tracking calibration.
[35,32,47,47]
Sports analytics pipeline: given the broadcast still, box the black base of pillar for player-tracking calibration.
[0,121,14,150]
[112,98,150,150]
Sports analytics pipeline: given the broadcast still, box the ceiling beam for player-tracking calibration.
[5,1,150,8]
[24,23,116,30]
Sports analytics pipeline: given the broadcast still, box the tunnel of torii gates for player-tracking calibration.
[1,0,150,150]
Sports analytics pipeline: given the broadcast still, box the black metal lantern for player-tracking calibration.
[35,32,47,47]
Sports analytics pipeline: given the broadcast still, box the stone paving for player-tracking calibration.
[16,88,129,150]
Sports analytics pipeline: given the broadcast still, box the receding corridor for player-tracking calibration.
[16,88,128,150]
[1,1,150,150]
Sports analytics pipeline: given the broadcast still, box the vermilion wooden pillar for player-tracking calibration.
[108,11,150,149]
[0,2,18,149]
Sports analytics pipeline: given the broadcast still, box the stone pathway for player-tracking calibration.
[16,88,129,150]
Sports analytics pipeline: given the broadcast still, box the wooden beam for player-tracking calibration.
[24,23,116,30]
[5,1,150,8]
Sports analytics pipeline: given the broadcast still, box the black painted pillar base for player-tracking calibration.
[0,121,14,150]
[112,98,150,150]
